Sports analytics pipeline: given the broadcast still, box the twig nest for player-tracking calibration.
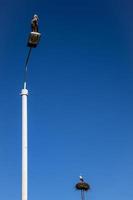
[75,182,90,191]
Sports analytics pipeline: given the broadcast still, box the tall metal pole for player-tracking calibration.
[81,190,85,200]
[20,14,41,200]
[21,39,30,200]
[21,88,28,200]
[24,48,32,89]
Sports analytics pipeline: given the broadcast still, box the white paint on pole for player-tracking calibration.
[21,88,28,200]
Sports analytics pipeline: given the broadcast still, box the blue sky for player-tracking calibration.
[0,0,133,199]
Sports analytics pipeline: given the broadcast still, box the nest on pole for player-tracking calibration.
[75,182,90,191]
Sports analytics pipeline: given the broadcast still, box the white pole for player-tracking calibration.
[21,88,28,200]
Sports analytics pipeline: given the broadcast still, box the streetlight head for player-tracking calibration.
[75,176,90,192]
[27,32,41,48]
[75,182,90,191]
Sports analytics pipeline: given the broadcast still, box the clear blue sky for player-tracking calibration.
[0,0,132,199]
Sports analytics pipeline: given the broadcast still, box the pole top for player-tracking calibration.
[75,176,90,191]
[20,89,28,96]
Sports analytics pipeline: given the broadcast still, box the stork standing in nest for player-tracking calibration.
[31,14,39,32]
[75,176,90,200]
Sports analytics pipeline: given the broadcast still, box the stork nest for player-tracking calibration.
[75,182,90,191]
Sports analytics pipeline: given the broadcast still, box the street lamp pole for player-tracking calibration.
[21,88,28,200]
[21,14,41,200]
